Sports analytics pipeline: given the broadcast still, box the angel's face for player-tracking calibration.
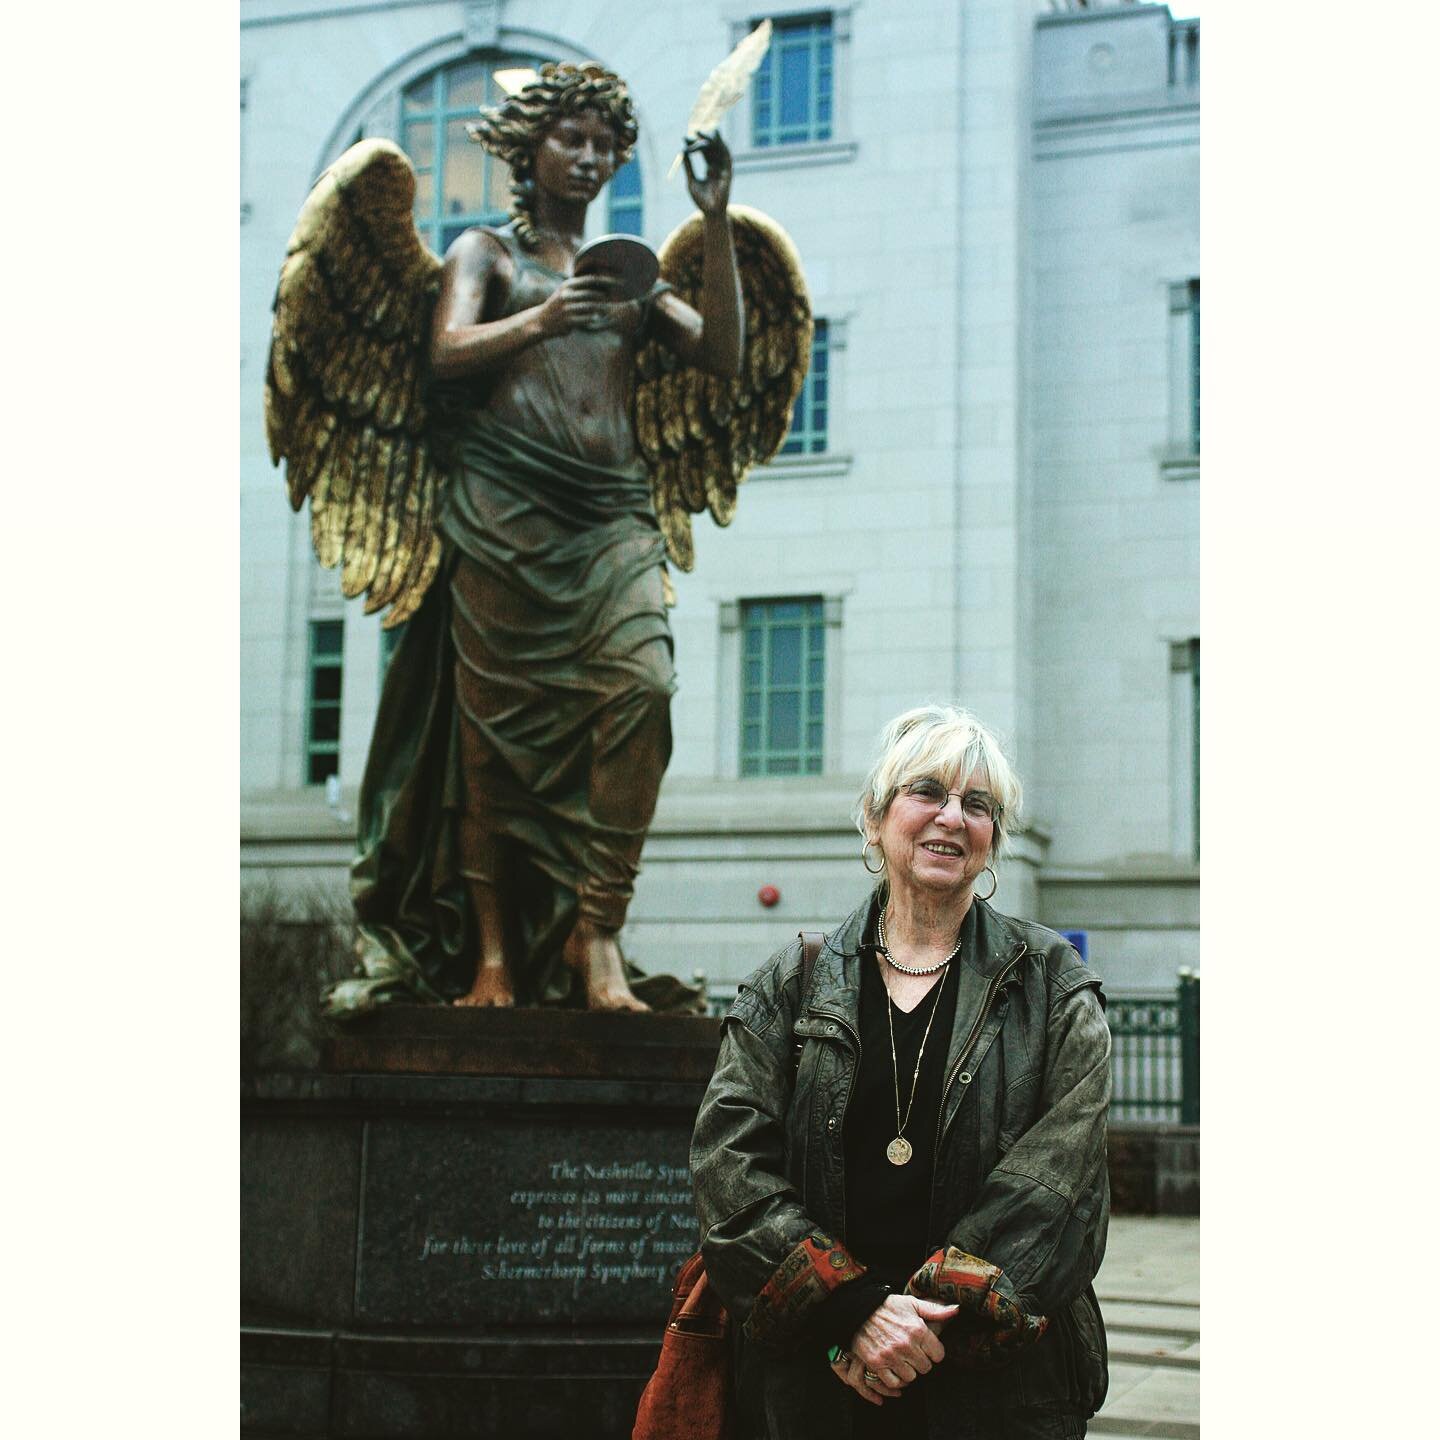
[533,108,619,204]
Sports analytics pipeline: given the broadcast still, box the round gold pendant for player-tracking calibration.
[886,1136,913,1166]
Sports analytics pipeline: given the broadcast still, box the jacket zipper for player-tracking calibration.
[926,942,1027,1242]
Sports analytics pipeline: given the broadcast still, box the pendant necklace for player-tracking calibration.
[880,943,954,1166]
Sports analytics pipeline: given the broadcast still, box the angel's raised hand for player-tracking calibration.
[682,130,732,215]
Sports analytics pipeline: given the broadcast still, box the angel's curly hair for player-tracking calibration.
[465,61,638,252]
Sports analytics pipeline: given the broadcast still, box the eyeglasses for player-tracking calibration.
[901,779,1000,822]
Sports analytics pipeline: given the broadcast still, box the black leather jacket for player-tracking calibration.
[690,892,1112,1437]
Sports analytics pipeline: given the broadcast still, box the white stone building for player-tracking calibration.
[240,0,1199,996]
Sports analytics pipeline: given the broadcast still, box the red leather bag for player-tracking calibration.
[631,1249,733,1440]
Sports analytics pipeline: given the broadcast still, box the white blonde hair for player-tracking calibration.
[856,704,1023,862]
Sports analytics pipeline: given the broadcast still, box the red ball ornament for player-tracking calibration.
[758,884,780,908]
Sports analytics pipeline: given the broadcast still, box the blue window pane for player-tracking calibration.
[771,756,800,775]
[768,692,800,750]
[745,658,762,687]
[608,162,643,237]
[609,205,643,237]
[770,626,802,685]
[772,600,804,622]
[779,48,811,128]
[744,691,760,720]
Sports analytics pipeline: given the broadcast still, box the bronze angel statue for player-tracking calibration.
[265,61,811,1015]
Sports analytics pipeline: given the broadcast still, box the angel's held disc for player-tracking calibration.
[886,1137,913,1166]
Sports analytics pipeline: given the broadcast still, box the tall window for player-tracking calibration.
[740,598,825,776]
[1165,278,1199,473]
[1169,637,1199,861]
[306,620,344,785]
[402,58,541,256]
[607,160,643,236]
[1188,637,1199,860]
[780,318,828,455]
[1188,279,1200,454]
[752,15,834,148]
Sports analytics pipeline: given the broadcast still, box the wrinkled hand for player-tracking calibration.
[851,1295,958,1391]
[535,275,625,337]
[682,129,732,215]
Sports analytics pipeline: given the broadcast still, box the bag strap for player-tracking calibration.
[798,930,824,1010]
[790,931,826,1074]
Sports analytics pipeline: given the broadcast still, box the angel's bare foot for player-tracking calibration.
[455,957,514,1008]
[454,878,514,1006]
[565,920,649,1012]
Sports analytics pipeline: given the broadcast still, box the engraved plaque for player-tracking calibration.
[355,1115,699,1325]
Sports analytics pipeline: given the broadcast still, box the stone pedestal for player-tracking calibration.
[241,1007,721,1439]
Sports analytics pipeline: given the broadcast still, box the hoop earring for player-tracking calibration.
[861,840,886,876]
[975,864,998,902]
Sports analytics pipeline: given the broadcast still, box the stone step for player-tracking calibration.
[1108,1341,1199,1370]
[1100,1298,1200,1336]
[1093,1357,1200,1438]
[1089,1419,1200,1439]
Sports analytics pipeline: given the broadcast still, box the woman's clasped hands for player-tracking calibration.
[829,1294,959,1406]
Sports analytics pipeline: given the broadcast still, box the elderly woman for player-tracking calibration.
[691,705,1112,1439]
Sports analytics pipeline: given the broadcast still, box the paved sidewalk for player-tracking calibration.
[1090,1216,1199,1438]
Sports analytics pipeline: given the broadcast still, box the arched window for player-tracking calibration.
[401,56,545,256]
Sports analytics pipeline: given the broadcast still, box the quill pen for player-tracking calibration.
[667,18,773,179]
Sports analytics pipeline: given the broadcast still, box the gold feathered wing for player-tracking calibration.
[265,139,446,628]
[634,205,813,572]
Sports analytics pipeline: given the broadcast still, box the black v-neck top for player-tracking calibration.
[809,898,975,1348]
[843,915,963,1279]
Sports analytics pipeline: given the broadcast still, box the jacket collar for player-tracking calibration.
[805,889,1030,1038]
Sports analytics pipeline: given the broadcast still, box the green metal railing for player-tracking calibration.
[700,969,1200,1126]
[1107,971,1200,1124]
